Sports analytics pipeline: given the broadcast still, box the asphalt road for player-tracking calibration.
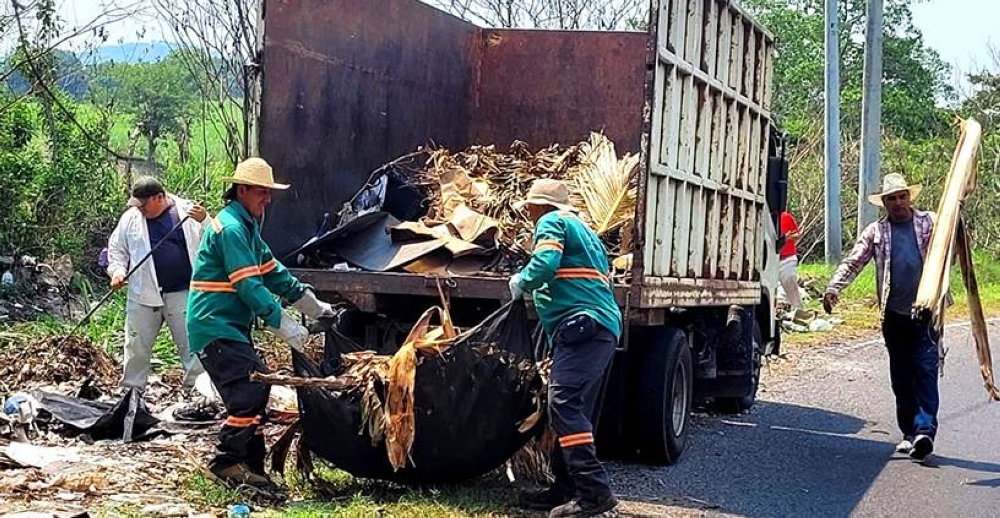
[609,320,1000,518]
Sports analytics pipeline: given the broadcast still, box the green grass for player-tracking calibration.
[785,251,1000,346]
[174,467,513,518]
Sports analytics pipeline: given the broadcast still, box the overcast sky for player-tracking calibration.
[56,0,997,93]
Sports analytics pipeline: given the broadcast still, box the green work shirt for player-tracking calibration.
[186,201,306,354]
[516,210,622,340]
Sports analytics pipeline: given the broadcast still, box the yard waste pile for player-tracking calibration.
[264,299,544,484]
[0,337,117,394]
[288,132,639,280]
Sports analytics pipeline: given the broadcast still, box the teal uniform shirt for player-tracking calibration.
[516,210,622,340]
[186,201,306,353]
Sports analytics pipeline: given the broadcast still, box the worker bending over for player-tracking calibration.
[510,179,622,518]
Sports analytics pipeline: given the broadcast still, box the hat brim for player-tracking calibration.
[513,199,576,212]
[868,185,921,207]
[222,177,290,190]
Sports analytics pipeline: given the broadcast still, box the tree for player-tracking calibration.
[743,0,953,141]
[90,52,200,161]
[153,0,258,165]
[426,0,647,30]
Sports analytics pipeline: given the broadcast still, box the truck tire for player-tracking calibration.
[715,320,763,414]
[636,327,692,465]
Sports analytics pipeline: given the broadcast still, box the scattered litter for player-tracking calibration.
[140,503,194,517]
[809,319,834,333]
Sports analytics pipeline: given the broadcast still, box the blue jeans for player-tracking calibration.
[882,311,940,439]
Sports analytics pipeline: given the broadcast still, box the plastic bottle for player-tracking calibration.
[1,271,12,286]
[227,504,251,518]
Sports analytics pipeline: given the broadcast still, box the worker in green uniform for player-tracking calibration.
[186,157,334,491]
[510,179,622,518]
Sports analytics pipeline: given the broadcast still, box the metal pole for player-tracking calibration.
[857,0,884,235]
[824,0,842,264]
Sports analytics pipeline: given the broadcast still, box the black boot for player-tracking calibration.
[549,494,619,518]
[518,486,573,511]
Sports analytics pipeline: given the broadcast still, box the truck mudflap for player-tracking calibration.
[291,300,542,484]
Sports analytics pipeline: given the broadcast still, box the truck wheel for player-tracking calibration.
[636,327,692,465]
[716,320,763,414]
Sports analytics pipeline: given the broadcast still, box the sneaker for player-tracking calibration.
[895,436,914,454]
[173,396,225,422]
[549,495,619,518]
[518,487,572,511]
[910,435,934,461]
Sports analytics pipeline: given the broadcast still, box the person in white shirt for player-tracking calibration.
[107,176,210,392]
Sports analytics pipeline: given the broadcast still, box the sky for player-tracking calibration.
[53,0,998,94]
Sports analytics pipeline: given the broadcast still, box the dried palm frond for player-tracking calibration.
[384,305,456,470]
[571,132,640,237]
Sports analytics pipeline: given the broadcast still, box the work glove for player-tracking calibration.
[269,312,309,350]
[292,289,336,319]
[509,273,524,300]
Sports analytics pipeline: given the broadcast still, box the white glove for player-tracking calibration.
[509,274,524,300]
[292,289,335,319]
[269,312,309,349]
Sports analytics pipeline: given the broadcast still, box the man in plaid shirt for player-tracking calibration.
[824,173,939,461]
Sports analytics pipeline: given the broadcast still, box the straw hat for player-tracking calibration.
[513,179,576,212]
[868,173,921,207]
[222,157,289,190]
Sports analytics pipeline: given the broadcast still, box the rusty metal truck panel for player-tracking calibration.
[640,0,775,300]
[260,0,776,310]
[472,29,646,152]
[259,0,480,255]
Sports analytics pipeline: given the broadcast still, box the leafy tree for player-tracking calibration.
[90,51,200,161]
[743,0,953,140]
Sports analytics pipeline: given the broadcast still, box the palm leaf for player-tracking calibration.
[571,133,640,236]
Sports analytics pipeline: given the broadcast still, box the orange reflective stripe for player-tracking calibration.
[225,415,261,428]
[535,239,564,253]
[191,280,236,293]
[259,259,278,274]
[558,432,594,448]
[229,264,262,284]
[555,268,609,283]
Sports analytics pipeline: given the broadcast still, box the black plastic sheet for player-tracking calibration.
[32,389,162,442]
[293,300,540,484]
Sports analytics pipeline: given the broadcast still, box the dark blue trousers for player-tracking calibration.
[548,315,617,503]
[882,311,940,439]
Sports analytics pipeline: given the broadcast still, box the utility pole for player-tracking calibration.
[824,0,842,263]
[857,0,884,235]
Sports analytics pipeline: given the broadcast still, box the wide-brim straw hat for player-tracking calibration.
[222,157,290,190]
[513,179,576,212]
[868,173,921,207]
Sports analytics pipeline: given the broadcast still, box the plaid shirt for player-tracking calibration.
[827,209,935,315]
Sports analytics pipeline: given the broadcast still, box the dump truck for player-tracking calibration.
[255,0,786,465]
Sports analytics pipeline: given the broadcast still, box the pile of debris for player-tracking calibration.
[291,133,639,279]
[0,255,79,323]
[0,337,117,394]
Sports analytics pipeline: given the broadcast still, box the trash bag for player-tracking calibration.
[32,389,161,442]
[293,300,540,484]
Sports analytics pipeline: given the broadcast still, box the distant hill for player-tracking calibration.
[78,42,173,64]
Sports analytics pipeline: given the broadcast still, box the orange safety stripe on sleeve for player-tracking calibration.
[225,415,261,428]
[259,259,278,274]
[558,432,594,448]
[191,280,237,293]
[229,264,262,284]
[535,239,564,253]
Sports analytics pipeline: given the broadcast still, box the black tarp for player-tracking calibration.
[32,389,162,442]
[292,300,541,484]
